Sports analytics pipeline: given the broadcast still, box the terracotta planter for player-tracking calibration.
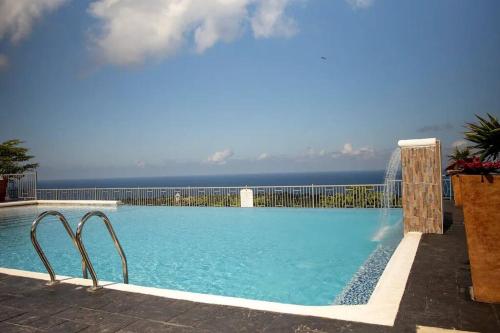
[0,177,7,202]
[451,174,462,207]
[460,174,500,303]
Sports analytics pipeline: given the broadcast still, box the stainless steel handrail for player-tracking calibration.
[31,211,88,285]
[75,211,128,291]
[36,182,405,208]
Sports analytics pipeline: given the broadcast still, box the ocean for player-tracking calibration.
[38,171,393,189]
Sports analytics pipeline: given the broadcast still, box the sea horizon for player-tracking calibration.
[37,170,398,189]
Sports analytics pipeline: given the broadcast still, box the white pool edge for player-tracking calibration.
[0,200,120,208]
[0,232,421,326]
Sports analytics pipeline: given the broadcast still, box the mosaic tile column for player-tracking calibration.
[398,138,443,234]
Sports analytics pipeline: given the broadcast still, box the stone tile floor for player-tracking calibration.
[392,202,500,332]
[0,202,499,332]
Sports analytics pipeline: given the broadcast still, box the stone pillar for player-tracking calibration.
[398,138,443,234]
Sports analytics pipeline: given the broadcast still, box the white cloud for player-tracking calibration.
[251,0,297,38]
[297,144,374,160]
[339,143,374,157]
[88,0,298,66]
[0,53,8,71]
[346,0,374,9]
[0,0,67,43]
[207,148,234,165]
[257,152,270,160]
[451,140,467,148]
[341,143,355,155]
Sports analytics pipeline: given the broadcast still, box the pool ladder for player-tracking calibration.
[31,210,128,292]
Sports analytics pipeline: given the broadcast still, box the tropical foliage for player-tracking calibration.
[449,114,500,175]
[0,139,38,174]
[446,146,472,172]
[465,113,500,161]
[448,146,471,163]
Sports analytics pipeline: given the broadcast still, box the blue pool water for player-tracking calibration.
[0,206,402,306]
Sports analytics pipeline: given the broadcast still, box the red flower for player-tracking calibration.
[456,157,500,174]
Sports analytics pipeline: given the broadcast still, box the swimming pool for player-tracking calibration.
[0,205,402,306]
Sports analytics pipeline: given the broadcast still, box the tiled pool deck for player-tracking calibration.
[0,202,499,332]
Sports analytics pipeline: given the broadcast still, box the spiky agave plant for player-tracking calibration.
[448,146,471,163]
[465,113,500,161]
[446,146,471,172]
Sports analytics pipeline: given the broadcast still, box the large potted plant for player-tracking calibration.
[446,146,471,207]
[456,114,500,303]
[0,139,38,202]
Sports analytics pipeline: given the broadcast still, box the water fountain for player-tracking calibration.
[339,148,403,304]
[338,139,443,305]
[372,148,401,241]
[374,137,444,238]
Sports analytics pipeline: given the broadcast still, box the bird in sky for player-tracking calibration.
[321,56,327,60]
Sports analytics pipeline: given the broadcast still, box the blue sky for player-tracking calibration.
[1,0,499,180]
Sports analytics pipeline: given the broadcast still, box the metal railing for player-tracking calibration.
[37,182,404,208]
[442,177,453,200]
[1,173,37,201]
[31,211,88,285]
[76,211,128,291]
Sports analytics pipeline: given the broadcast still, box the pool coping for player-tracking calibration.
[0,200,120,208]
[0,231,421,326]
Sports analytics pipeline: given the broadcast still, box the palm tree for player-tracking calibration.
[465,113,500,161]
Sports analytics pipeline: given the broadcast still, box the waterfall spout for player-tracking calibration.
[372,148,401,241]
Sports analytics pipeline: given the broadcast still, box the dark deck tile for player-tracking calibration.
[263,314,388,333]
[0,276,46,295]
[392,201,500,333]
[0,294,71,316]
[117,320,205,333]
[0,293,18,303]
[167,304,239,327]
[396,311,459,332]
[169,304,282,332]
[0,305,27,322]
[100,296,198,323]
[0,322,39,333]
[93,289,153,313]
[5,312,66,330]
[0,273,11,280]
[49,320,90,333]
[20,283,115,309]
[457,302,500,332]
[55,307,137,332]
[492,304,500,324]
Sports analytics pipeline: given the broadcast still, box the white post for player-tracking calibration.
[240,188,254,208]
